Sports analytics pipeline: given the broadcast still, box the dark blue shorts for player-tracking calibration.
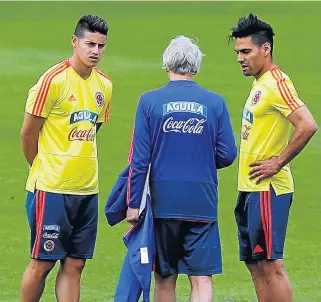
[154,219,222,277]
[25,190,98,260]
[235,186,293,261]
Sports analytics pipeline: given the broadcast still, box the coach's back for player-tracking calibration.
[128,80,237,221]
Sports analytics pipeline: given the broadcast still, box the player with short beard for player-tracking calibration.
[229,13,318,302]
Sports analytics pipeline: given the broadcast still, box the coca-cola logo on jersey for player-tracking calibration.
[68,126,95,141]
[241,125,251,140]
[163,117,206,134]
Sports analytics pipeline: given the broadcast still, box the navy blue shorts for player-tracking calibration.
[235,186,293,261]
[25,190,98,260]
[154,219,222,277]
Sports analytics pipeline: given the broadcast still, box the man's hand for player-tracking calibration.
[126,207,140,225]
[249,157,281,184]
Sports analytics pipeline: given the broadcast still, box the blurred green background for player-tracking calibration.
[0,1,320,301]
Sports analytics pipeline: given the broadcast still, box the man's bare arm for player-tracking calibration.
[277,105,318,167]
[249,106,318,184]
[21,113,45,166]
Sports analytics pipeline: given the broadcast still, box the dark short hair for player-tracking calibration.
[74,15,109,37]
[229,13,275,55]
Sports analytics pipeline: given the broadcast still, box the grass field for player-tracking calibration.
[0,1,320,301]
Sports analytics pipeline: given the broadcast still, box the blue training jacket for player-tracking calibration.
[105,166,155,302]
[127,80,237,221]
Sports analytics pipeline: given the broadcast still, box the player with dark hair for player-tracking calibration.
[20,15,112,302]
[229,13,317,302]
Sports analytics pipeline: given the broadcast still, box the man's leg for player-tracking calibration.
[22,190,64,302]
[245,261,267,302]
[55,257,86,302]
[55,194,97,302]
[21,259,56,302]
[188,275,212,302]
[154,219,184,302]
[246,188,293,302]
[154,273,178,302]
[257,259,293,302]
[182,222,221,302]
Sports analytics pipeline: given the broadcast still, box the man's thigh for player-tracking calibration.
[26,190,71,260]
[179,221,222,276]
[235,191,252,261]
[154,219,185,277]
[67,194,98,259]
[247,187,293,260]
[25,191,98,260]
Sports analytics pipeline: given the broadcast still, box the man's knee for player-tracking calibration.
[257,259,287,283]
[61,257,86,274]
[154,273,178,289]
[27,259,56,279]
[189,275,212,288]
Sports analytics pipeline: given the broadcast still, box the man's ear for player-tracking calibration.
[71,35,78,48]
[263,42,271,56]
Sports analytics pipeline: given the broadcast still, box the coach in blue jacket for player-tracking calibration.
[126,36,237,301]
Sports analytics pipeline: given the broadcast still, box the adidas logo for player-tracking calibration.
[253,245,264,253]
[68,94,76,101]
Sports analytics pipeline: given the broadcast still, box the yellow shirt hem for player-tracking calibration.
[237,184,294,196]
[26,184,99,195]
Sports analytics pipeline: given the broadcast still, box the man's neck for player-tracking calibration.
[254,61,275,81]
[69,56,92,80]
[168,72,193,81]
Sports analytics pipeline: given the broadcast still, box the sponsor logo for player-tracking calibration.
[163,117,206,134]
[95,92,105,107]
[43,240,55,252]
[241,125,251,140]
[163,102,207,117]
[70,110,98,125]
[243,108,253,124]
[43,232,59,239]
[68,94,76,101]
[43,225,60,232]
[252,91,261,105]
[68,126,96,141]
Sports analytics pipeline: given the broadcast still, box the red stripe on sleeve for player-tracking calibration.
[32,62,68,116]
[126,167,133,205]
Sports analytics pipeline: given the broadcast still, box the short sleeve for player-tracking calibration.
[25,73,59,118]
[97,83,113,123]
[270,76,305,117]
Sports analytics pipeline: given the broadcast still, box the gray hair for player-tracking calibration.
[162,36,204,75]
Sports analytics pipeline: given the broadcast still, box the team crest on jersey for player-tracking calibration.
[95,92,105,107]
[252,91,261,105]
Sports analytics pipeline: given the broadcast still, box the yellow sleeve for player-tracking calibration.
[97,83,113,123]
[25,73,59,118]
[270,77,305,117]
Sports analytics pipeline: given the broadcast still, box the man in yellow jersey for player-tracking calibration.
[229,14,318,302]
[20,15,112,302]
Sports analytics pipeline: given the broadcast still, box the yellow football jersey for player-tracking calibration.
[25,60,112,195]
[238,66,304,195]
